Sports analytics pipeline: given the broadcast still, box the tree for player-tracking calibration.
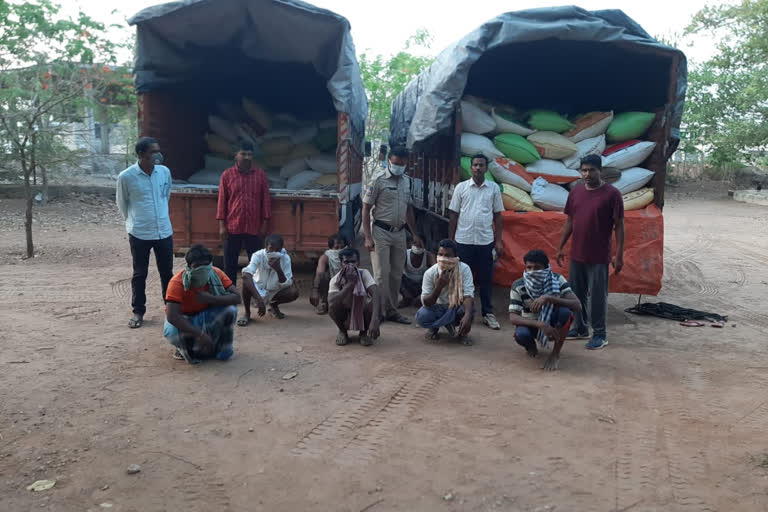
[0,0,127,258]
[684,0,768,165]
[359,29,434,178]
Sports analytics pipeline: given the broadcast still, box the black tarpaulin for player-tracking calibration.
[128,0,367,141]
[390,6,687,155]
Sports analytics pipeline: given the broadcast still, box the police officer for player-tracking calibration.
[362,145,422,324]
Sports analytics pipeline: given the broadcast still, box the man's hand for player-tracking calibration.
[259,220,270,238]
[309,288,319,307]
[495,240,503,258]
[541,325,558,341]
[530,295,551,314]
[612,255,624,275]
[192,331,214,356]
[369,320,381,340]
[364,236,375,252]
[458,313,472,336]
[219,224,228,241]
[251,295,267,317]
[542,353,560,371]
[436,270,451,290]
[555,250,566,268]
[268,258,281,271]
[196,291,216,305]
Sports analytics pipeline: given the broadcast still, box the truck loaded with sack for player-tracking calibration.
[128,0,368,257]
[389,6,686,295]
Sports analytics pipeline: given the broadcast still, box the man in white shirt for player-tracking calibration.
[238,234,299,325]
[448,153,505,330]
[328,247,381,347]
[415,239,475,345]
[116,137,173,329]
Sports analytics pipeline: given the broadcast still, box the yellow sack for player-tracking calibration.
[242,98,272,131]
[206,133,233,157]
[314,174,337,186]
[501,183,542,212]
[262,136,295,156]
[623,187,654,211]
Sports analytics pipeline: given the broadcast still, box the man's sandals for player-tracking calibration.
[128,315,143,329]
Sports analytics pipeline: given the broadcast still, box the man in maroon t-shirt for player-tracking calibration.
[216,142,272,286]
[556,154,624,350]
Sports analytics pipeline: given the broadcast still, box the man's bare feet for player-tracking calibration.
[269,304,285,319]
[424,328,440,341]
[542,354,560,371]
[335,330,349,346]
[128,313,143,329]
[526,345,539,358]
[359,332,373,346]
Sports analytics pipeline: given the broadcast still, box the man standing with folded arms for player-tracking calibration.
[362,145,422,324]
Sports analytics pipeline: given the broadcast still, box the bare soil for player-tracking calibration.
[1,186,767,512]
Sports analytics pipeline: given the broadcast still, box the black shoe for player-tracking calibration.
[566,327,589,340]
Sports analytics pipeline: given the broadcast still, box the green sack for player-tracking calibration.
[492,134,541,165]
[312,127,338,152]
[606,112,656,142]
[527,110,575,133]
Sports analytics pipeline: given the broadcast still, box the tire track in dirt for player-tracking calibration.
[293,364,444,464]
[612,385,659,512]
[53,304,103,320]
[653,363,719,512]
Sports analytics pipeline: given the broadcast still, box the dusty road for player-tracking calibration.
[1,187,767,512]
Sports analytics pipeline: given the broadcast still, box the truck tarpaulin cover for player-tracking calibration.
[494,205,664,295]
[128,0,367,142]
[390,6,687,155]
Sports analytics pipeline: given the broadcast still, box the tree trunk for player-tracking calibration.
[41,164,49,205]
[21,157,34,258]
[99,104,110,154]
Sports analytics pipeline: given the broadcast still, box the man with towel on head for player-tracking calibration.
[415,239,475,345]
[164,245,242,364]
[328,247,381,347]
[239,234,299,325]
[309,233,348,315]
[509,249,582,371]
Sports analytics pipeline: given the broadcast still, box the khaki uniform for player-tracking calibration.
[363,171,411,317]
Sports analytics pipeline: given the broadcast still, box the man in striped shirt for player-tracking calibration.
[508,250,582,371]
[217,142,272,285]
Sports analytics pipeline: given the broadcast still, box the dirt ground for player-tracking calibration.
[1,185,767,512]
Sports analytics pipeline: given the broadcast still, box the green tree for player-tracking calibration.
[359,29,434,177]
[684,0,768,165]
[0,0,128,258]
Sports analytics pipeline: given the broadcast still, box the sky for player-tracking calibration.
[70,0,723,64]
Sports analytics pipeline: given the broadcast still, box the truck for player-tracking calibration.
[128,0,368,260]
[390,6,687,296]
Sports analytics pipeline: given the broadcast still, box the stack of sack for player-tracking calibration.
[458,95,658,212]
[187,98,338,191]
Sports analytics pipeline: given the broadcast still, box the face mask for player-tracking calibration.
[267,251,282,261]
[437,255,458,271]
[184,264,212,289]
[152,152,164,165]
[411,245,425,255]
[389,163,406,176]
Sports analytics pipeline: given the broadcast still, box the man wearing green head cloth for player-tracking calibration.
[164,245,242,364]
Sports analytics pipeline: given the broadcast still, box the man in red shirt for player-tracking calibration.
[217,142,272,285]
[556,154,624,350]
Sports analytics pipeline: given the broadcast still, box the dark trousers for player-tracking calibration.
[129,234,174,316]
[569,261,610,337]
[514,307,572,352]
[456,242,495,316]
[224,234,262,286]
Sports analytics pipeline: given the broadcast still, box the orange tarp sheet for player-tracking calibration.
[494,205,663,295]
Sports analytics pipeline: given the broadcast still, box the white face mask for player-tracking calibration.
[389,163,406,176]
[411,245,425,255]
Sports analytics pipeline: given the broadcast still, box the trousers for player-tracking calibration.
[569,261,610,337]
[370,225,407,317]
[129,234,174,316]
[224,234,262,286]
[456,242,495,316]
[514,307,572,352]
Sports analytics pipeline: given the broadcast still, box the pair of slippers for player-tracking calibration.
[680,320,726,328]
